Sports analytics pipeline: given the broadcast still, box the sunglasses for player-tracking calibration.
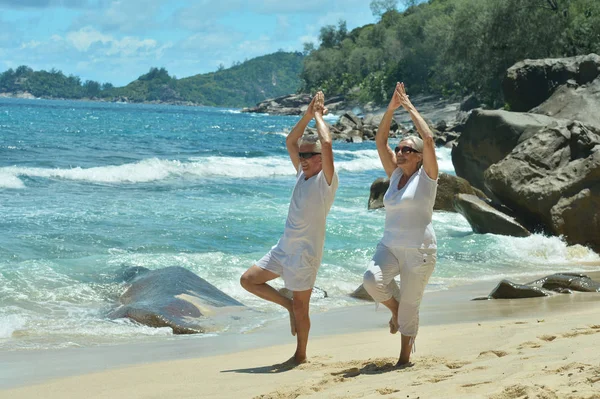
[394,146,420,155]
[298,152,321,159]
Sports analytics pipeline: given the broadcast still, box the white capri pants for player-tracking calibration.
[363,243,436,337]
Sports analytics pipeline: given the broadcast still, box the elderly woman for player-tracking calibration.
[362,82,438,367]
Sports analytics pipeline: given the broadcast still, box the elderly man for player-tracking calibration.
[240,91,338,364]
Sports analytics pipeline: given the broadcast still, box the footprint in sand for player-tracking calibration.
[537,335,557,342]
[489,384,558,399]
[445,361,471,369]
[517,341,542,350]
[561,328,598,338]
[424,373,454,383]
[376,387,400,395]
[461,381,492,388]
[478,350,509,359]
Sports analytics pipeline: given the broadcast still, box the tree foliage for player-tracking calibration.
[0,52,305,107]
[302,0,600,106]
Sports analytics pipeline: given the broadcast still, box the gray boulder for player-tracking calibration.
[484,120,600,252]
[451,109,562,193]
[436,173,488,212]
[349,284,374,301]
[368,177,389,210]
[368,172,488,212]
[503,53,600,112]
[241,93,312,115]
[453,194,531,237]
[530,76,600,127]
[109,266,245,334]
[477,273,600,300]
[527,273,600,293]
[487,280,550,299]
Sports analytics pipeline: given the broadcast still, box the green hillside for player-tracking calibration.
[0,51,304,107]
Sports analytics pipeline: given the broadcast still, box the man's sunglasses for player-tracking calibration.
[298,152,321,159]
[394,146,420,155]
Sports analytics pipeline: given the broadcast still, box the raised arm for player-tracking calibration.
[286,96,316,172]
[376,86,402,178]
[397,82,438,180]
[313,91,334,185]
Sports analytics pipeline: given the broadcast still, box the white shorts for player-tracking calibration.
[256,245,320,292]
[363,243,436,337]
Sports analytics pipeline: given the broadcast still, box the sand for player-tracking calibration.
[2,276,600,399]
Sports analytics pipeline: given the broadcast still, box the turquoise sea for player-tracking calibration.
[1,98,599,351]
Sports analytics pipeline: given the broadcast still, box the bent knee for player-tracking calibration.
[240,270,255,289]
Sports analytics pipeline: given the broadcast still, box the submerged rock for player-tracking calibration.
[527,273,600,293]
[487,280,550,299]
[109,266,245,334]
[476,273,600,300]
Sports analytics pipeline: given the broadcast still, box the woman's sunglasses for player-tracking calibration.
[298,152,321,159]
[394,146,420,155]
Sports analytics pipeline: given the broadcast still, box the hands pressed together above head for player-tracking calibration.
[388,82,412,112]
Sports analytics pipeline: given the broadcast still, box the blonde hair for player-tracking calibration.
[400,135,424,169]
[298,134,322,152]
[403,135,424,152]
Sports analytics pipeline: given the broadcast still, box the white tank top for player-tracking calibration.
[276,169,339,261]
[381,166,437,249]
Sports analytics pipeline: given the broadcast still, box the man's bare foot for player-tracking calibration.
[293,353,307,365]
[389,316,399,334]
[288,309,296,336]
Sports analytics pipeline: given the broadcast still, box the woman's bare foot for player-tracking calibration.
[395,360,413,369]
[389,316,399,334]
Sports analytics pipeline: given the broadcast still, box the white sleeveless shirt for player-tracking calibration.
[276,169,339,261]
[381,166,437,249]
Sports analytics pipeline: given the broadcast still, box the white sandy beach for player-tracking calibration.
[2,274,600,399]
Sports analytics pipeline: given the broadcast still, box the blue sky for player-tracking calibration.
[0,0,379,86]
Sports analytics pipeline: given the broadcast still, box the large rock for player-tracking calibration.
[349,284,374,301]
[368,177,389,210]
[503,54,600,112]
[486,280,550,299]
[484,120,600,251]
[109,266,245,334]
[453,194,531,237]
[436,173,487,212]
[451,109,561,192]
[368,172,488,212]
[241,93,312,115]
[530,76,600,127]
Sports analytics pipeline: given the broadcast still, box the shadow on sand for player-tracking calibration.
[221,357,301,374]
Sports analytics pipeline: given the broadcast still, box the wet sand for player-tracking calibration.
[2,272,600,398]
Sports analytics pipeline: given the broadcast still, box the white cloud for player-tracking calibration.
[71,0,165,33]
[19,40,42,49]
[66,27,112,51]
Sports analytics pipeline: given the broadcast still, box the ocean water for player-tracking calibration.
[1,98,599,351]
